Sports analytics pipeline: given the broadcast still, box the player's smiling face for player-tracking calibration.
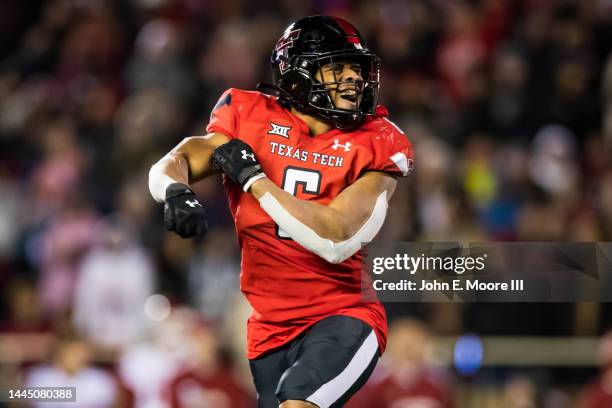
[316,60,364,111]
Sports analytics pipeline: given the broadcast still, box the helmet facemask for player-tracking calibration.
[305,52,380,129]
[275,52,380,130]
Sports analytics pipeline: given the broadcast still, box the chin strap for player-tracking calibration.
[257,82,318,117]
[256,83,295,108]
[256,83,364,131]
[255,82,283,95]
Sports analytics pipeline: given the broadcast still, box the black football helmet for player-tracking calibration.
[258,15,381,130]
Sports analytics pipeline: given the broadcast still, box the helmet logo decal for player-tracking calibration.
[275,29,301,74]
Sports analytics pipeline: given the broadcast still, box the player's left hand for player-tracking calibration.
[213,139,264,191]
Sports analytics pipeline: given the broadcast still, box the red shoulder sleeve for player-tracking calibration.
[206,89,238,138]
[367,117,414,177]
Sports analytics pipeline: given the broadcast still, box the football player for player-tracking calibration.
[149,16,414,408]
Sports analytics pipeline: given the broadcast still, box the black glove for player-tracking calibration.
[163,183,208,238]
[213,139,264,190]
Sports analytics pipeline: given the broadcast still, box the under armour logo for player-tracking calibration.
[268,122,291,138]
[332,139,352,152]
[185,199,201,208]
[241,150,255,161]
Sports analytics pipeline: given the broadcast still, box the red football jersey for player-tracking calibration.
[206,88,414,359]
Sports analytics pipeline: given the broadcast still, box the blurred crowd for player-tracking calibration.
[0,0,612,406]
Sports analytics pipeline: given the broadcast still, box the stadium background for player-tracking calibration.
[0,0,611,406]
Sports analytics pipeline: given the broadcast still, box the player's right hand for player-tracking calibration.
[163,183,208,238]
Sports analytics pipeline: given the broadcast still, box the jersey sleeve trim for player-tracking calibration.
[364,117,414,177]
[390,152,413,176]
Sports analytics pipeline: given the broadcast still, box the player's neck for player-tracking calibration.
[291,108,333,136]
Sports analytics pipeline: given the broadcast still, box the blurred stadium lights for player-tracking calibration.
[436,336,599,367]
[453,334,484,375]
[144,294,171,322]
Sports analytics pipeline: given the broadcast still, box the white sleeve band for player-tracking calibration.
[258,191,388,264]
[243,172,267,192]
[148,158,183,203]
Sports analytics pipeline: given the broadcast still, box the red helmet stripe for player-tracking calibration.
[330,17,361,44]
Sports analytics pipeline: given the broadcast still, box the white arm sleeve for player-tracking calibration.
[148,155,187,203]
[258,191,388,264]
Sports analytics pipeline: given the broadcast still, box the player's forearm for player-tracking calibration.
[250,177,350,242]
[171,134,229,182]
[250,176,390,264]
[149,133,230,203]
[148,153,190,203]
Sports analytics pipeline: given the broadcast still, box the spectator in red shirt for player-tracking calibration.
[169,323,254,408]
[579,331,612,408]
[355,318,453,408]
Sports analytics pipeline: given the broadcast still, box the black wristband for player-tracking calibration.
[165,183,194,200]
[212,139,263,188]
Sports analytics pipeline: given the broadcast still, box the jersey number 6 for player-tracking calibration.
[276,166,322,239]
